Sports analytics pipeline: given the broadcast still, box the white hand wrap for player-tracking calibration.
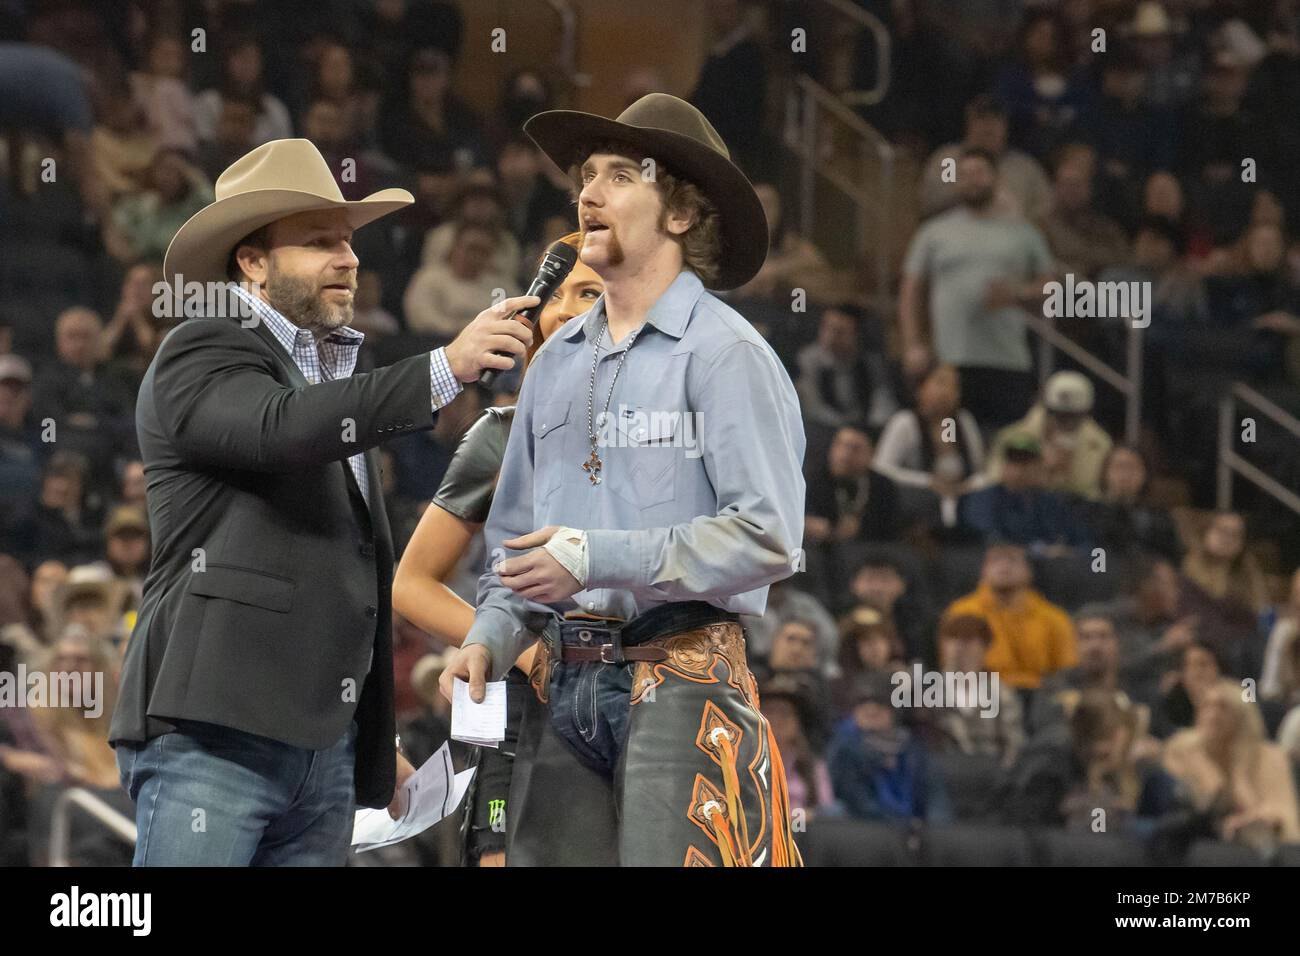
[542,527,589,586]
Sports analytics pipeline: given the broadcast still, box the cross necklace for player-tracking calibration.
[583,316,640,485]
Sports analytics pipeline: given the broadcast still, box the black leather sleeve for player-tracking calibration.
[431,405,515,524]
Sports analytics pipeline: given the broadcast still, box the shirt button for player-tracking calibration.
[364,605,377,618]
[540,423,547,429]
[586,602,595,611]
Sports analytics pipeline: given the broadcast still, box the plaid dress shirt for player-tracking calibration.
[230,284,461,509]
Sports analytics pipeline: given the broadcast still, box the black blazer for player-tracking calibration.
[109,311,437,808]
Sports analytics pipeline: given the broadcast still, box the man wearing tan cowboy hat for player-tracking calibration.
[440,93,807,866]
[109,138,541,866]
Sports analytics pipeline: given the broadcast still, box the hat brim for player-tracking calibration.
[163,187,413,286]
[524,110,767,290]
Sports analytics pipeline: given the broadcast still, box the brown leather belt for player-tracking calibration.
[547,602,737,666]
[551,643,669,664]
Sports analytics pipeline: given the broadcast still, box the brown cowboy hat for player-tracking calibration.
[163,139,413,286]
[523,93,767,291]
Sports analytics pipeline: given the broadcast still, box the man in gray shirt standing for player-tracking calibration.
[440,94,807,866]
[900,147,1056,428]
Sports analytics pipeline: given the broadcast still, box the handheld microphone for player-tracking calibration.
[479,239,579,389]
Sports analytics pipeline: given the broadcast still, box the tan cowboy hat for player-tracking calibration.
[524,93,767,291]
[163,139,413,285]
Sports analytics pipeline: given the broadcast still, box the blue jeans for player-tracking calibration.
[547,624,633,777]
[116,719,357,866]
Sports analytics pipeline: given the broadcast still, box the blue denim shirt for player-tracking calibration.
[465,270,807,679]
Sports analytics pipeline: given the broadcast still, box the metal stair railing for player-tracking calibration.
[1216,381,1300,515]
[48,787,137,866]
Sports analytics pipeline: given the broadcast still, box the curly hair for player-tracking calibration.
[570,139,722,285]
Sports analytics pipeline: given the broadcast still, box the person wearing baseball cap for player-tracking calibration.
[988,370,1115,499]
[110,137,542,867]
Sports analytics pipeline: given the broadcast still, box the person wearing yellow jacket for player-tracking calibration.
[944,543,1079,690]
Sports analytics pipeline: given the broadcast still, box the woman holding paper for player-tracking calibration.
[392,233,602,865]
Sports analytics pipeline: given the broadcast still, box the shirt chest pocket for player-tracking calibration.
[532,400,573,497]
[612,406,680,510]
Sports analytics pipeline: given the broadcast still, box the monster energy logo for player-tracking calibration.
[488,799,506,832]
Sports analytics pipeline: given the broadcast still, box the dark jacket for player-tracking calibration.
[109,312,437,808]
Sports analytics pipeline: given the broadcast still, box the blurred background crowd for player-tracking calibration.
[2,0,1300,866]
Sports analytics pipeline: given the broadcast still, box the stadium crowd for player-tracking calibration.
[2,0,1300,866]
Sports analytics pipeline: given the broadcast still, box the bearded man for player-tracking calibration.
[110,139,539,865]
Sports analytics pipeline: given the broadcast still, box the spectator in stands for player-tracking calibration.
[48,564,126,646]
[129,33,197,152]
[199,107,259,187]
[847,549,936,664]
[1154,640,1224,739]
[688,0,765,172]
[874,362,989,516]
[0,355,41,534]
[1202,222,1300,383]
[298,99,371,196]
[1081,444,1182,562]
[993,10,1093,161]
[733,182,841,305]
[988,371,1113,501]
[1099,216,1207,355]
[380,47,484,172]
[795,305,899,433]
[744,577,839,678]
[89,77,156,205]
[1084,51,1179,229]
[805,423,909,545]
[944,543,1078,690]
[115,460,147,511]
[301,41,363,144]
[899,147,1055,427]
[1008,688,1178,837]
[403,221,505,338]
[31,307,134,492]
[831,605,905,715]
[1163,678,1300,851]
[1125,1,1198,110]
[931,613,1025,769]
[919,94,1053,222]
[101,505,149,614]
[753,618,818,677]
[496,135,573,260]
[419,182,521,289]
[828,671,952,824]
[760,674,837,818]
[100,263,168,395]
[1039,144,1130,279]
[193,35,293,147]
[958,431,1091,552]
[751,621,834,747]
[486,69,554,159]
[24,560,67,644]
[17,453,101,567]
[1182,511,1270,621]
[1261,568,1300,706]
[104,147,212,264]
[1028,609,1143,735]
[1096,557,1198,709]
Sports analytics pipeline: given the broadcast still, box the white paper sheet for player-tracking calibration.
[450,677,507,748]
[351,740,476,852]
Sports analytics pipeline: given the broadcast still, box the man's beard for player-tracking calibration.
[584,225,625,268]
[962,187,995,210]
[265,268,353,335]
